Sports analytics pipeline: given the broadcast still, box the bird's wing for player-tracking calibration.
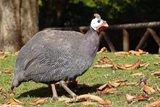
[22,41,78,82]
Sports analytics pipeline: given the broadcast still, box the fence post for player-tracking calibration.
[122,29,129,51]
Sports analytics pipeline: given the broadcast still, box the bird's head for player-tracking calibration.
[90,13,109,32]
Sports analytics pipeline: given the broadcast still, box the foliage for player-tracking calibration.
[38,0,160,28]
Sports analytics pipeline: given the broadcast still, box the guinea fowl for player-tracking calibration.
[11,14,108,100]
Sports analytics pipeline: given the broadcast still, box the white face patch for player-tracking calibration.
[90,18,103,31]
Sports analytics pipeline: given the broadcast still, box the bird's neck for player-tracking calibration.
[83,27,99,57]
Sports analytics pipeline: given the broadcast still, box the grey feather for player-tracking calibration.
[11,27,99,87]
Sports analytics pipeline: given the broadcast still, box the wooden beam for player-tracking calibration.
[108,21,160,30]
[147,28,160,47]
[135,30,150,50]
[100,31,116,52]
[122,29,129,51]
[147,28,160,54]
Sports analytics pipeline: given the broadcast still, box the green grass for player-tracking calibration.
[0,52,160,107]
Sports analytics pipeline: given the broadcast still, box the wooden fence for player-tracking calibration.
[49,21,160,53]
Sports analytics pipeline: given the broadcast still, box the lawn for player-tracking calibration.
[0,51,160,107]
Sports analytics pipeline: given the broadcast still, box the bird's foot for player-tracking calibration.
[52,96,59,101]
[72,94,78,102]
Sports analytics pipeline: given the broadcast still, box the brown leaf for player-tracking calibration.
[3,68,13,74]
[154,62,160,66]
[131,72,143,76]
[8,98,23,105]
[97,47,108,54]
[100,87,120,94]
[129,50,141,56]
[145,99,160,107]
[81,101,97,106]
[126,94,150,104]
[30,98,47,105]
[65,94,111,106]
[135,94,150,101]
[140,63,150,69]
[97,83,109,91]
[108,80,134,87]
[156,86,160,93]
[151,71,160,76]
[125,59,141,70]
[108,81,121,87]
[114,51,129,56]
[113,60,141,70]
[143,85,156,95]
[126,94,136,103]
[129,49,148,56]
[14,51,19,56]
[0,51,4,55]
[96,56,112,64]
[78,94,111,105]
[123,82,137,86]
[2,104,24,107]
[0,55,7,59]
[93,63,113,68]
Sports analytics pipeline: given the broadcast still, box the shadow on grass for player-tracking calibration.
[17,83,102,98]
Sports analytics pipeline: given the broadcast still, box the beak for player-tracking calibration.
[102,21,109,28]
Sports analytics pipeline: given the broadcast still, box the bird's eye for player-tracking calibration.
[97,20,101,23]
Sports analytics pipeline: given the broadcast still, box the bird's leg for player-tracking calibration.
[59,80,77,99]
[51,83,58,101]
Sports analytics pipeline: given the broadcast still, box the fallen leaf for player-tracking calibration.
[126,94,136,103]
[143,85,156,95]
[126,59,141,70]
[108,81,121,87]
[114,51,129,56]
[135,94,150,101]
[97,47,108,54]
[1,104,24,107]
[100,87,120,94]
[140,63,150,69]
[81,101,97,106]
[156,86,160,93]
[123,82,138,86]
[30,98,47,105]
[129,50,142,56]
[98,80,137,92]
[97,83,108,91]
[4,51,12,55]
[151,71,160,76]
[154,62,160,66]
[0,51,4,55]
[14,51,19,56]
[93,63,113,68]
[129,49,148,56]
[113,60,141,70]
[0,55,7,59]
[126,94,150,104]
[96,56,112,64]
[145,99,160,107]
[131,72,143,76]
[65,94,111,106]
[3,68,13,74]
[8,98,23,105]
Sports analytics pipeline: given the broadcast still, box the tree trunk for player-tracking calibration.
[21,0,38,44]
[0,0,38,52]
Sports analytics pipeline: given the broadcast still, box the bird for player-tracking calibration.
[11,13,108,100]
